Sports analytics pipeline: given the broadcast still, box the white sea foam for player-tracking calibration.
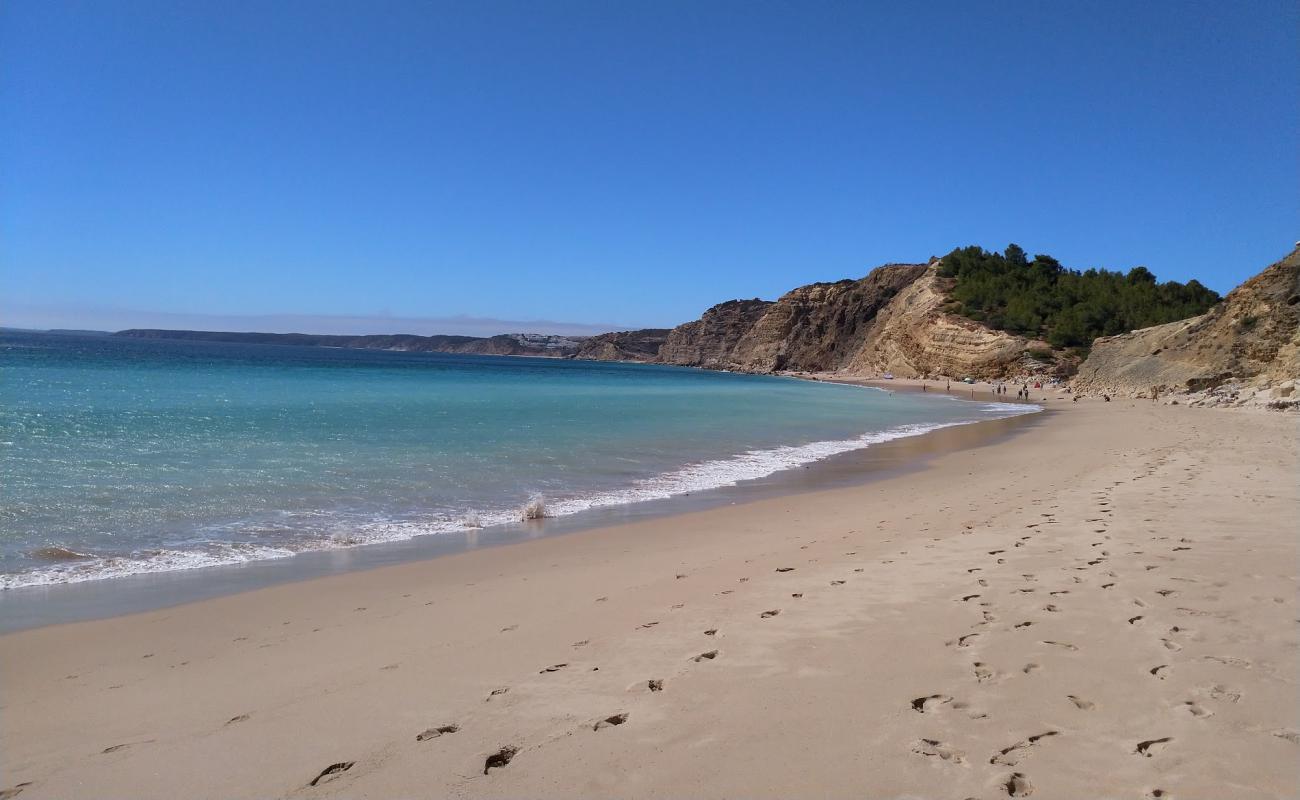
[2,401,1040,589]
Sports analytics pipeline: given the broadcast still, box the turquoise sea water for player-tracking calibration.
[0,332,1037,588]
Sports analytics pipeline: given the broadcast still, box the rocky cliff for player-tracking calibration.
[845,265,1063,379]
[724,265,929,372]
[653,261,1055,378]
[656,299,775,369]
[571,329,671,361]
[1072,246,1300,402]
[656,267,929,372]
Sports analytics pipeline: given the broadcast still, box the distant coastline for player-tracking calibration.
[112,328,588,358]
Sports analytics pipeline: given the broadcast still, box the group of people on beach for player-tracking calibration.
[919,377,1040,401]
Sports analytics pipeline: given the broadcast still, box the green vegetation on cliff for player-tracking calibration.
[938,245,1221,348]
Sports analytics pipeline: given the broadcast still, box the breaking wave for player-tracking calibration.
[2,400,1039,589]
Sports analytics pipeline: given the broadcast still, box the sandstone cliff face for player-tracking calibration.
[725,265,928,372]
[846,265,1043,379]
[654,261,1045,379]
[655,266,929,372]
[1073,247,1300,397]
[571,329,671,362]
[657,299,774,368]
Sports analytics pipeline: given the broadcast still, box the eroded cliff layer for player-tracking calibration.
[847,265,1041,379]
[724,264,928,372]
[656,299,774,368]
[571,329,671,362]
[1073,247,1300,396]
[656,266,930,372]
[655,261,1044,378]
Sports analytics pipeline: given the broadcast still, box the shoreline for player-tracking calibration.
[0,390,1044,633]
[2,401,1295,799]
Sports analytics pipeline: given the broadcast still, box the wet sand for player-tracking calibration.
[1,400,1295,799]
[0,401,1041,634]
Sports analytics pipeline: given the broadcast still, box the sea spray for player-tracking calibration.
[520,495,547,521]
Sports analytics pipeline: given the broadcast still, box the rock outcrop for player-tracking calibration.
[656,267,929,372]
[846,265,1057,379]
[654,261,1056,378]
[657,299,774,369]
[1072,246,1299,402]
[571,329,671,362]
[724,265,928,372]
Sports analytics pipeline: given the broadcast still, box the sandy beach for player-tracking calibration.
[1,400,1296,800]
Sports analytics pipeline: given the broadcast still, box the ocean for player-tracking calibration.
[0,331,1037,589]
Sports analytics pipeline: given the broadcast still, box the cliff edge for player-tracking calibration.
[1073,247,1299,406]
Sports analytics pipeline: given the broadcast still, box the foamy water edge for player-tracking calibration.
[2,398,1040,589]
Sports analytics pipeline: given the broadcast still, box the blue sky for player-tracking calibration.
[3,1,1296,334]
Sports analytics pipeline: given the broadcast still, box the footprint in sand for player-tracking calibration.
[226,714,251,725]
[539,663,568,674]
[417,725,460,741]
[646,679,664,692]
[693,650,719,662]
[990,731,1059,766]
[910,694,953,713]
[760,609,781,618]
[910,738,966,764]
[309,761,355,787]
[1067,695,1095,710]
[1201,684,1241,703]
[1149,664,1170,679]
[483,746,518,774]
[593,713,628,731]
[1181,701,1213,718]
[1004,772,1035,796]
[973,662,995,682]
[1135,737,1172,757]
[1041,641,1078,651]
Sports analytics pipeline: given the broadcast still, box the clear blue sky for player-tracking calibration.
[3,0,1296,334]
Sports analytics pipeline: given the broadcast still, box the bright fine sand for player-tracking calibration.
[2,401,1297,799]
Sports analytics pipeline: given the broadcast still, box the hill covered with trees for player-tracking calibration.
[937,245,1221,349]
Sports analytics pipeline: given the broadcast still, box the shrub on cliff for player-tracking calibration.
[938,245,1220,348]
